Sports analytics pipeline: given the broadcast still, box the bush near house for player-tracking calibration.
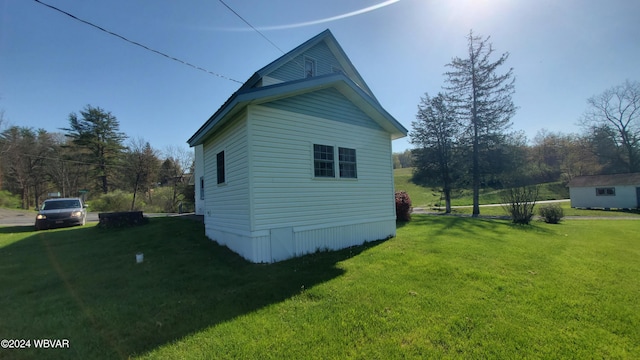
[539,204,565,224]
[395,191,412,221]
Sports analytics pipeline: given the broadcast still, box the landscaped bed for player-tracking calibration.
[0,216,638,359]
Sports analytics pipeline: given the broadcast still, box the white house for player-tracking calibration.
[568,173,640,209]
[188,30,407,263]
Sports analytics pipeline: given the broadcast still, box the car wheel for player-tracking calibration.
[81,216,86,226]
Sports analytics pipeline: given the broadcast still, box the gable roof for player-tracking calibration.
[240,29,378,101]
[568,173,640,187]
[188,29,406,147]
[188,73,407,146]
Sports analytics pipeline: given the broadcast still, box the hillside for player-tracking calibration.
[394,168,570,207]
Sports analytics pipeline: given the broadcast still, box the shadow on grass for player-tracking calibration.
[0,225,34,234]
[0,218,383,359]
[407,214,555,238]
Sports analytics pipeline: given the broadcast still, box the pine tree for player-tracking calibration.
[444,31,517,216]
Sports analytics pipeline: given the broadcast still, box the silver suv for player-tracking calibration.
[35,198,87,230]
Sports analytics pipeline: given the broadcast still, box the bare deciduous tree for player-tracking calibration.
[581,80,640,172]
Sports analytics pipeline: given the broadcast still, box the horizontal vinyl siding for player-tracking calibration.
[570,186,638,208]
[269,42,343,82]
[249,105,395,231]
[263,87,383,131]
[203,113,250,234]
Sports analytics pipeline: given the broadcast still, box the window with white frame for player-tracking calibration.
[304,57,316,78]
[313,144,334,177]
[595,187,615,196]
[313,144,357,179]
[338,147,357,178]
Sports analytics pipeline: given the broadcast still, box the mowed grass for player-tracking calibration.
[1,217,639,359]
[446,201,640,218]
[394,167,570,207]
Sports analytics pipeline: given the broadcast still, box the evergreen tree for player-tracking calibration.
[411,93,462,213]
[444,30,517,216]
[62,105,127,194]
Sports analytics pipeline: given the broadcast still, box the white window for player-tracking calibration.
[313,144,357,179]
[313,144,334,177]
[304,57,316,78]
[338,147,357,178]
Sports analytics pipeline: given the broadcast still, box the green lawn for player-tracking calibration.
[433,201,640,218]
[1,217,638,359]
[394,167,571,207]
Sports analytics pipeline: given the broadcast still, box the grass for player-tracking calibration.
[394,167,570,207]
[438,201,640,218]
[1,217,639,359]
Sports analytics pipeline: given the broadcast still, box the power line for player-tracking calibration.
[218,0,286,55]
[32,0,243,84]
[217,0,305,73]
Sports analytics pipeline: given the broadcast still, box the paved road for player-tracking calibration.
[0,208,100,227]
[0,209,200,227]
[413,199,571,213]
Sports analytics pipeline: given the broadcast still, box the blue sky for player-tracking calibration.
[1,0,639,153]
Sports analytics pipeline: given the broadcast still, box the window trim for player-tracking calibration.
[595,187,615,196]
[304,56,316,78]
[216,151,226,185]
[312,144,358,180]
[338,147,357,179]
[313,144,335,178]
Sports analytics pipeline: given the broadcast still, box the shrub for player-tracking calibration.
[395,191,412,222]
[501,186,538,225]
[0,190,21,209]
[88,190,133,212]
[539,203,564,224]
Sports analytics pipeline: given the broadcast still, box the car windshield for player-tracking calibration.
[42,200,81,210]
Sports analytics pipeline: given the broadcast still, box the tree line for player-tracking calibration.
[404,30,639,215]
[0,105,194,211]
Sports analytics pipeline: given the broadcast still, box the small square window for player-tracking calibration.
[216,151,225,184]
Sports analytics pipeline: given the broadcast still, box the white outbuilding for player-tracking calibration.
[188,30,407,263]
[568,173,640,209]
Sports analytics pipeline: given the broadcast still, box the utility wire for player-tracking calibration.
[32,0,243,84]
[218,0,286,54]
[217,0,306,72]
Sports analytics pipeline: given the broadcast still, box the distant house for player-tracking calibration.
[568,173,640,209]
[188,29,407,263]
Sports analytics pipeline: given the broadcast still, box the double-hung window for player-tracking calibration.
[314,144,334,177]
[313,144,357,179]
[338,147,357,178]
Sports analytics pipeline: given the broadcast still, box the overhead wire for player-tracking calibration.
[218,0,286,55]
[217,0,306,72]
[32,0,243,84]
